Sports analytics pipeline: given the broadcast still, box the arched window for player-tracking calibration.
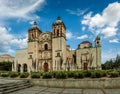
[23,64,27,72]
[57,29,59,36]
[18,64,21,72]
[44,44,48,50]
[54,29,55,34]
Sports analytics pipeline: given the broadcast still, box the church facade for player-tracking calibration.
[13,17,101,72]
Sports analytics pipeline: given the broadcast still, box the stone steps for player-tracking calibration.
[0,80,33,94]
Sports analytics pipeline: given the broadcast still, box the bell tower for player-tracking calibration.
[28,22,42,42]
[28,22,42,72]
[95,36,101,47]
[52,16,66,71]
[94,36,101,70]
[52,16,66,38]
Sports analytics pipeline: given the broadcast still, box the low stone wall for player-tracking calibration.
[30,78,120,89]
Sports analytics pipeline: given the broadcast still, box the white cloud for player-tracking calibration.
[0,0,45,20]
[66,31,73,39]
[81,2,120,38]
[0,27,13,52]
[0,26,27,55]
[101,27,117,38]
[11,37,28,49]
[102,49,119,63]
[77,34,88,40]
[82,27,86,31]
[109,39,119,43]
[66,8,87,16]
[29,21,35,25]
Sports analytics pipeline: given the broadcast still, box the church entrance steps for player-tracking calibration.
[0,79,33,94]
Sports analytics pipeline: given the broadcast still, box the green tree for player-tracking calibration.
[102,59,114,70]
[0,61,12,71]
[115,54,120,69]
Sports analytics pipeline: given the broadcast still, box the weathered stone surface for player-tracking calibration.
[13,17,101,73]
[9,86,120,94]
[31,78,120,89]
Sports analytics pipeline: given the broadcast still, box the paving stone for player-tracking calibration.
[62,88,82,94]
[44,87,64,93]
[104,89,120,94]
[83,89,104,94]
[9,86,48,94]
[39,91,59,94]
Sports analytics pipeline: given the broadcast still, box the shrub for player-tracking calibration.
[67,71,74,78]
[74,72,79,79]
[20,72,29,78]
[91,71,96,78]
[84,70,91,77]
[117,70,120,76]
[78,72,84,78]
[107,70,114,75]
[9,72,19,78]
[42,72,52,79]
[31,72,40,78]
[95,71,102,78]
[40,72,43,76]
[74,71,84,79]
[109,71,119,77]
[52,71,57,78]
[55,71,67,79]
[1,72,9,77]
[101,70,107,77]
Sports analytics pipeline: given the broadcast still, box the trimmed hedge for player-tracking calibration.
[31,72,41,78]
[1,72,9,77]
[0,70,120,79]
[109,71,119,77]
[91,71,96,78]
[55,71,67,79]
[101,70,107,77]
[74,71,84,79]
[84,70,91,77]
[9,72,19,78]
[42,72,52,79]
[20,72,29,78]
[67,71,74,78]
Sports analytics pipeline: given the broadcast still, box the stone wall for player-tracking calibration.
[30,78,120,89]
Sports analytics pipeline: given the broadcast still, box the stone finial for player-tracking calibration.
[57,16,61,20]
[34,21,37,25]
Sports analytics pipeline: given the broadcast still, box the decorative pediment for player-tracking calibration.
[39,32,52,42]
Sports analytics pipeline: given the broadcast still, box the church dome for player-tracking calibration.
[52,16,66,29]
[78,41,92,49]
[55,16,62,23]
[28,21,42,32]
[81,41,91,44]
[0,54,13,58]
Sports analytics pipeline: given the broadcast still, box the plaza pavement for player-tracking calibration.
[0,78,120,94]
[9,86,120,94]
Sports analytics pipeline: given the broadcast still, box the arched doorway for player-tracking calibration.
[44,62,48,72]
[18,64,21,72]
[84,63,88,70]
[23,64,27,72]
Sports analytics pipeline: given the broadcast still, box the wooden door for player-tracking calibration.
[44,63,48,72]
[84,63,88,70]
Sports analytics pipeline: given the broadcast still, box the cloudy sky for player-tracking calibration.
[0,0,120,63]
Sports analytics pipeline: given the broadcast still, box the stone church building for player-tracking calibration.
[13,17,101,72]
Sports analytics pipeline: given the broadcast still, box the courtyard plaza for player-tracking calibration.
[0,78,120,94]
[8,86,120,94]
